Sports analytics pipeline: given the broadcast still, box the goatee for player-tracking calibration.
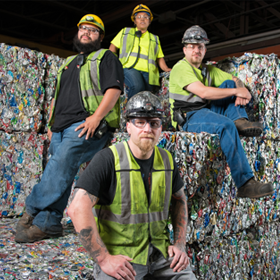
[138,137,155,154]
[73,34,102,53]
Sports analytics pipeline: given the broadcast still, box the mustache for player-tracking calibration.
[140,134,154,139]
[80,35,91,40]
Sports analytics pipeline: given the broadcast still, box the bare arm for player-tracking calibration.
[186,80,251,102]
[109,44,119,54]
[168,187,190,272]
[68,188,136,280]
[232,75,250,106]
[75,88,121,139]
[157,57,172,72]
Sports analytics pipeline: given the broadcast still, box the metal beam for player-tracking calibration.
[44,0,88,15]
[0,8,69,32]
[204,12,235,38]
[257,0,280,20]
[164,28,280,62]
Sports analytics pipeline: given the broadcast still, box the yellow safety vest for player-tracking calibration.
[94,141,174,265]
[49,49,120,128]
[119,28,160,86]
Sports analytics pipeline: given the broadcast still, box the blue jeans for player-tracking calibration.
[182,80,254,188]
[124,68,153,100]
[25,121,111,234]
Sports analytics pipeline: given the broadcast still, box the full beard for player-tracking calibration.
[73,34,102,53]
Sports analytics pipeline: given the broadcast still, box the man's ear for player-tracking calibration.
[100,34,104,42]
[183,46,187,56]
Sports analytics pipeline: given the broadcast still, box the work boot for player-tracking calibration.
[16,212,34,232]
[237,178,274,198]
[234,118,263,137]
[15,224,63,243]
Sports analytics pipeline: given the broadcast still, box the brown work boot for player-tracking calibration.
[16,212,34,232]
[234,118,263,137]
[15,224,63,243]
[237,178,274,198]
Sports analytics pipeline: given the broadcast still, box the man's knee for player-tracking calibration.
[219,79,236,88]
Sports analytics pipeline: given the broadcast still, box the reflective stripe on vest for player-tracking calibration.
[170,61,211,104]
[80,48,104,98]
[118,27,160,86]
[93,141,173,265]
[94,143,172,224]
[49,49,120,128]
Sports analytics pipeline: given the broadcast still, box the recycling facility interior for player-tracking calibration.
[1,1,280,279]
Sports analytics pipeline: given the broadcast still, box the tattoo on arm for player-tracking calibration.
[232,76,245,88]
[82,190,98,205]
[78,227,108,262]
[171,188,188,251]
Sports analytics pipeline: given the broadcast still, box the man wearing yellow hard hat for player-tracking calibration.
[15,14,124,243]
[110,4,171,100]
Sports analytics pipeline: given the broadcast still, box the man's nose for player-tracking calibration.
[143,122,152,132]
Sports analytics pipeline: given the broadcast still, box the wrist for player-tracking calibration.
[90,113,103,123]
[174,241,186,251]
[97,251,110,266]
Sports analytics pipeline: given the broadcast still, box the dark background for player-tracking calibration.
[1,0,280,65]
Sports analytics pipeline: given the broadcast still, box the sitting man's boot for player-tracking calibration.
[16,212,34,232]
[15,224,63,243]
[234,118,263,137]
[237,178,274,198]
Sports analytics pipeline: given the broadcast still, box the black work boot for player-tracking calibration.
[234,118,263,137]
[16,212,34,232]
[237,178,274,198]
[15,225,63,243]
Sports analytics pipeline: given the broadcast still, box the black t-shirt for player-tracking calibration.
[51,50,124,132]
[76,145,184,205]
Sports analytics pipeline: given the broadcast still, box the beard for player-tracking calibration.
[138,136,156,154]
[73,34,102,53]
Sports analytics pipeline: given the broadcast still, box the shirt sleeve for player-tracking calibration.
[172,157,185,195]
[110,29,124,49]
[75,148,117,205]
[209,65,233,87]
[99,50,124,95]
[169,60,200,92]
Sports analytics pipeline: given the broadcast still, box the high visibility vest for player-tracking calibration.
[119,27,160,86]
[94,142,174,265]
[169,58,211,128]
[49,49,120,128]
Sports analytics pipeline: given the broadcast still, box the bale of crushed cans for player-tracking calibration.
[0,44,65,133]
[1,43,280,279]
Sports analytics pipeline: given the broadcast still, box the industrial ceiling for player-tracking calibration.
[1,0,280,65]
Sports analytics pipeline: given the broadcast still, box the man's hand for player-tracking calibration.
[168,244,190,272]
[235,87,251,102]
[75,115,100,140]
[235,96,250,106]
[99,254,136,280]
[47,128,52,141]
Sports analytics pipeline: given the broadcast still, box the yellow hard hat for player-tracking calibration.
[77,14,105,34]
[131,4,153,22]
